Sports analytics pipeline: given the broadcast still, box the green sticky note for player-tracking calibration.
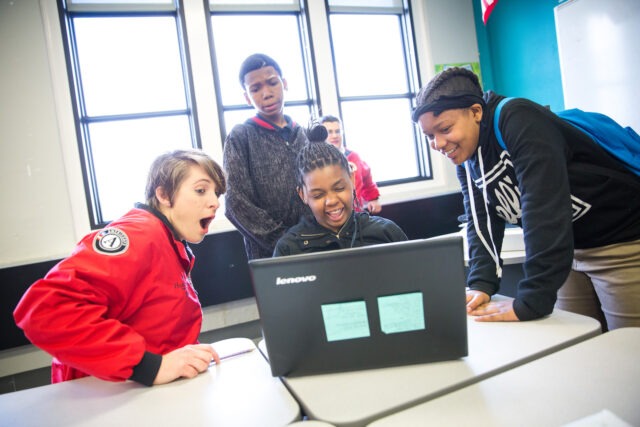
[321,300,370,342]
[378,292,425,334]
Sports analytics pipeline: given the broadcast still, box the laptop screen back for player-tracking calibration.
[249,236,468,377]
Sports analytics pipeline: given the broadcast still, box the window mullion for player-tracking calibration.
[182,0,223,158]
[305,0,339,116]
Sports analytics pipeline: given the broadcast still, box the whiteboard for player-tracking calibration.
[555,0,640,131]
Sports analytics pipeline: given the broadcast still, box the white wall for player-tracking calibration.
[555,0,640,131]
[420,0,480,66]
[0,0,79,268]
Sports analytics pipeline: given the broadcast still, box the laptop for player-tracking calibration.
[249,235,468,377]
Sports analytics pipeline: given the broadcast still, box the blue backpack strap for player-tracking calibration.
[493,97,513,151]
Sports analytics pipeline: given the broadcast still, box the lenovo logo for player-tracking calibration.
[276,275,317,285]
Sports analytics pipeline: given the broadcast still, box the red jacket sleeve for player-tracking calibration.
[13,235,149,382]
[347,151,380,202]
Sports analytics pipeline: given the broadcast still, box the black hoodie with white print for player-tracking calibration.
[458,92,640,321]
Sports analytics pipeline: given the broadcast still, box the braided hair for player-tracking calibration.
[412,67,484,121]
[298,123,361,239]
[296,124,351,188]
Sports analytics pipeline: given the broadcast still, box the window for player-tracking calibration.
[60,0,196,227]
[209,1,317,135]
[208,0,427,186]
[60,0,428,228]
[327,1,428,183]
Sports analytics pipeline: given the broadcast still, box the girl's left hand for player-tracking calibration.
[467,295,520,322]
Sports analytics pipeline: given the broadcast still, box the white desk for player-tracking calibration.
[0,338,300,427]
[369,327,640,427]
[278,299,601,427]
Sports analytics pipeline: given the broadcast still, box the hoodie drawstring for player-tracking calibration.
[465,146,503,278]
[350,214,362,248]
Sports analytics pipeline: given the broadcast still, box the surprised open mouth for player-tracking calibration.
[200,216,214,230]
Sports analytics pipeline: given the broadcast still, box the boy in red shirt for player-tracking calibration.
[320,115,381,214]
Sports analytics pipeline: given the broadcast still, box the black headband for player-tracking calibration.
[412,94,485,122]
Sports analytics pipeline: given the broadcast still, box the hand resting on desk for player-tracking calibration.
[154,344,220,385]
[466,291,519,322]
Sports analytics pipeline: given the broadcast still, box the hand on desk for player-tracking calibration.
[154,344,220,385]
[466,290,519,322]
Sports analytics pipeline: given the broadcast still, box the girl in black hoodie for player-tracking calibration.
[412,67,640,330]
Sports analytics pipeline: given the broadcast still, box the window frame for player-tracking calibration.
[208,0,430,188]
[58,0,200,228]
[47,0,461,237]
[207,3,320,138]
[325,1,430,187]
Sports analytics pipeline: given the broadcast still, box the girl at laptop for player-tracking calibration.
[273,125,407,256]
[14,150,225,386]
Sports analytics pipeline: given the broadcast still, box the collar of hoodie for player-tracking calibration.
[298,212,361,248]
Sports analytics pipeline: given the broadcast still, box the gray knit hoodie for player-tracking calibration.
[223,115,312,260]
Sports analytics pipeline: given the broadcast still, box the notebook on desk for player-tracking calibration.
[249,235,468,377]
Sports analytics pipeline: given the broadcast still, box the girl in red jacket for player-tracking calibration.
[14,149,226,386]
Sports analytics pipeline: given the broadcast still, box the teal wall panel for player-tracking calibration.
[474,0,566,111]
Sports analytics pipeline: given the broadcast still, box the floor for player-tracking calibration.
[0,320,262,395]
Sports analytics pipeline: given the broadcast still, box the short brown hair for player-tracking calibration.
[145,149,226,211]
[319,115,341,125]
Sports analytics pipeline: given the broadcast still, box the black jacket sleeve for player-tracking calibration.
[497,100,575,320]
